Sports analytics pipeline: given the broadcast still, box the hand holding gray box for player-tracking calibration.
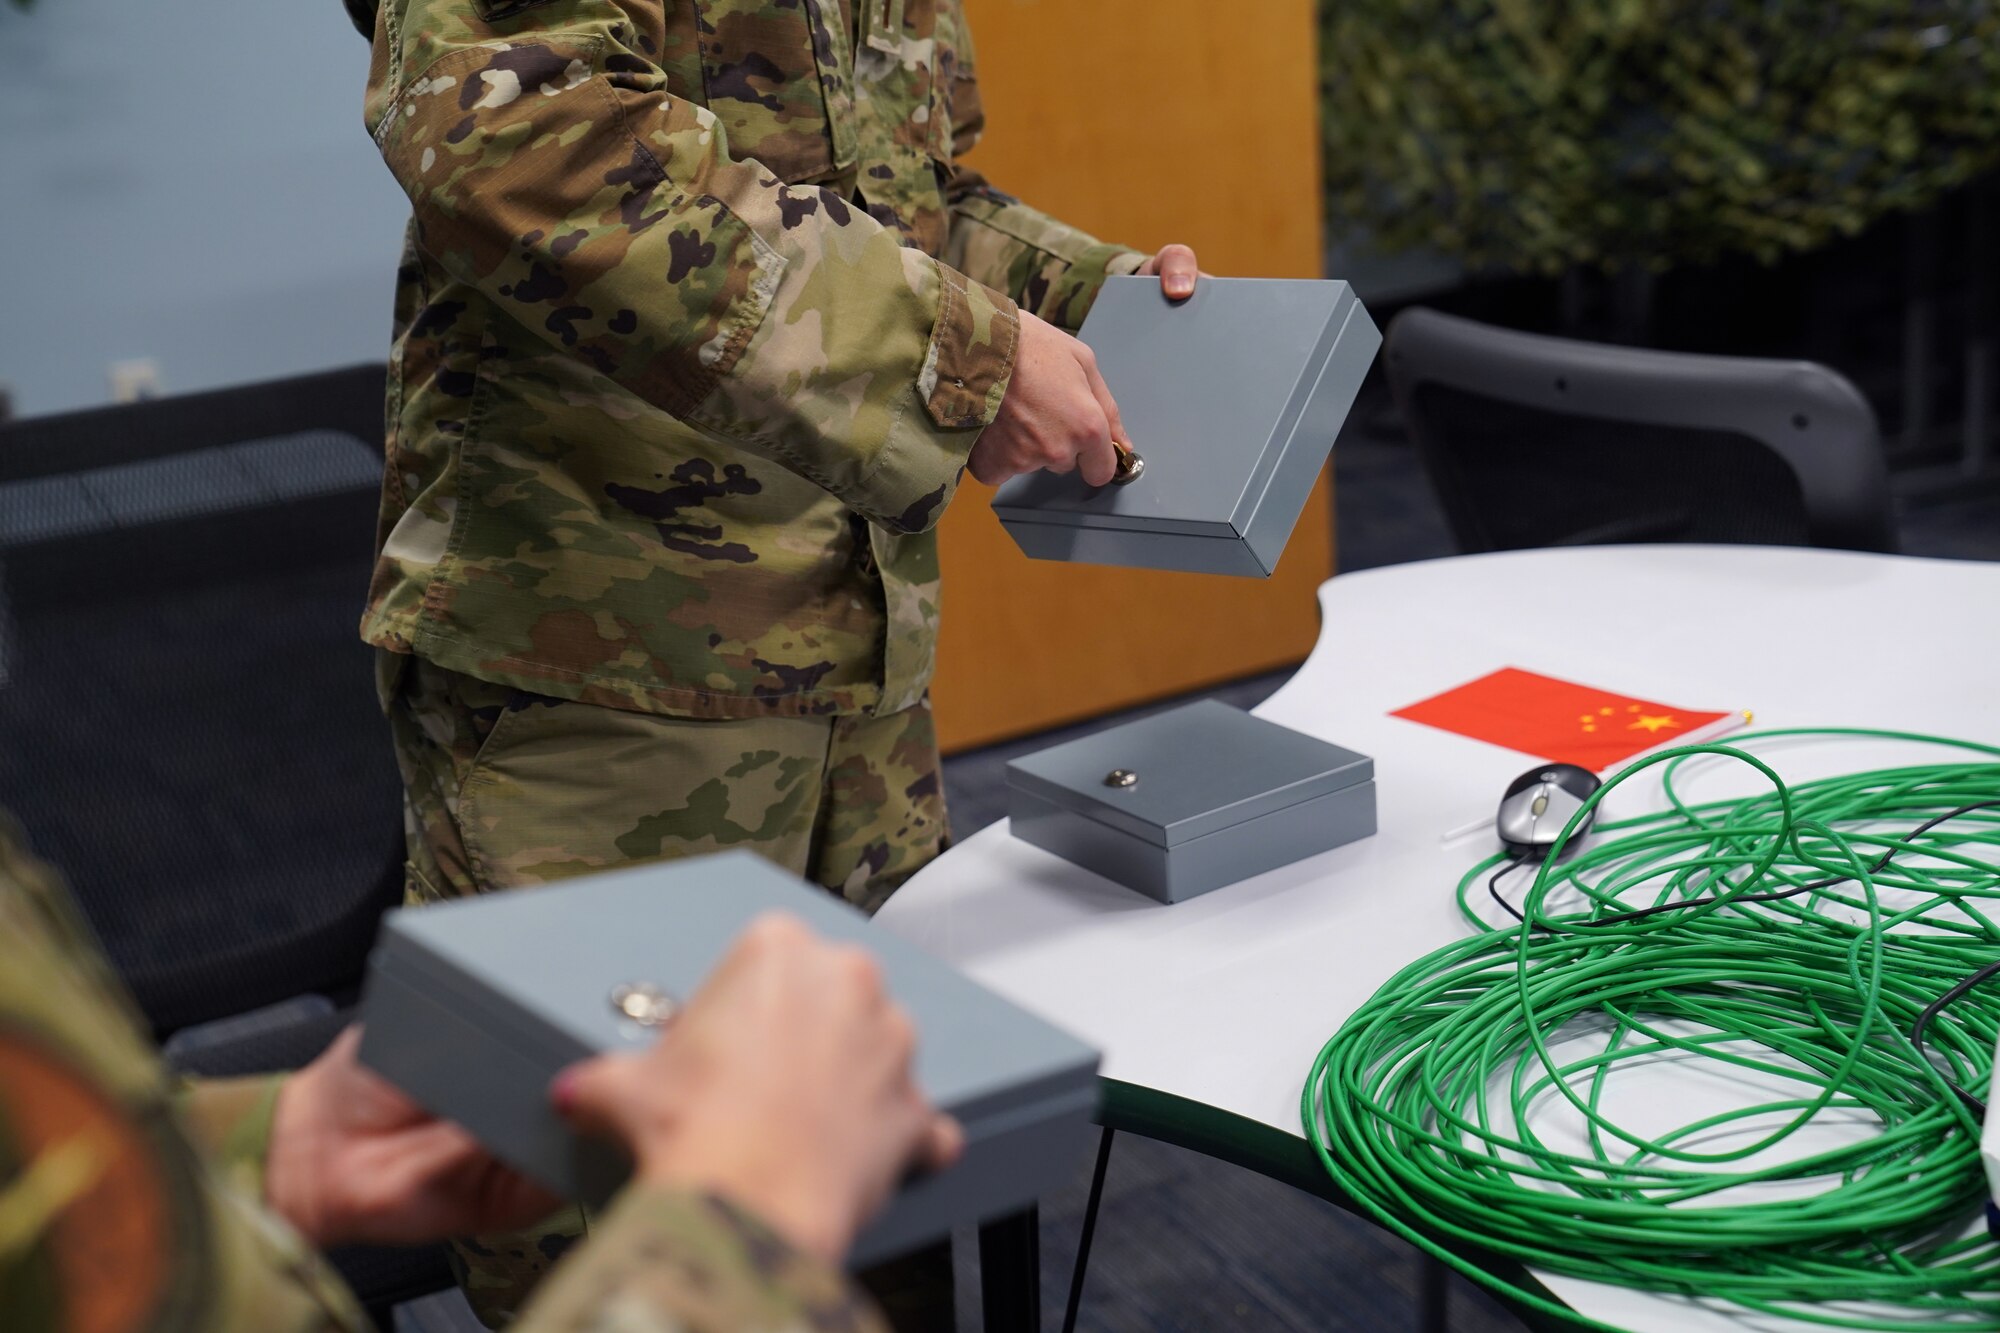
[357,850,1100,1266]
[993,276,1380,576]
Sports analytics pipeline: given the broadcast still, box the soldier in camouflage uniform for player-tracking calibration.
[357,0,1200,1320]
[360,0,1202,913]
[0,815,947,1333]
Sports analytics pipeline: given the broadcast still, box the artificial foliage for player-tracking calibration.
[1320,1,2000,272]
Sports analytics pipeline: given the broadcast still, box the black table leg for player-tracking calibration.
[1417,1252,1449,1333]
[979,1206,1042,1333]
[1061,1129,1116,1333]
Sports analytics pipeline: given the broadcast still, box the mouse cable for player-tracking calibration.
[1486,858,1529,922]
[1912,953,2000,1117]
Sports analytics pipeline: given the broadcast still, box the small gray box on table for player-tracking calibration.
[1007,700,1376,904]
[992,276,1380,577]
[356,851,1099,1266]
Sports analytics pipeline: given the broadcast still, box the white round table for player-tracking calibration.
[880,546,2000,1332]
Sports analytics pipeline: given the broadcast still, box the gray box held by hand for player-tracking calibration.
[1007,700,1376,904]
[992,276,1381,576]
[357,851,1099,1266]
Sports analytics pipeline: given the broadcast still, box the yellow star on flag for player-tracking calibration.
[1628,714,1679,733]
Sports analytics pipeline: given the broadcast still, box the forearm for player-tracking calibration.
[945,175,1148,332]
[512,1187,889,1333]
[372,1,1017,531]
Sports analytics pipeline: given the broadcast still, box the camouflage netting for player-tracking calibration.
[1321,1,2000,271]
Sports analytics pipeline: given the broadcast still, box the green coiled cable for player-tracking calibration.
[1303,729,2000,1329]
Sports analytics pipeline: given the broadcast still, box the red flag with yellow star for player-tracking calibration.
[1391,668,1733,770]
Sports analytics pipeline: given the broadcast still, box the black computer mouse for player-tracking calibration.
[1496,763,1601,860]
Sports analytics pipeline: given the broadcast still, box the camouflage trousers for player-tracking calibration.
[379,651,948,912]
[376,650,953,1329]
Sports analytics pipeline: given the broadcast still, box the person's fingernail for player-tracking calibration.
[551,1069,579,1114]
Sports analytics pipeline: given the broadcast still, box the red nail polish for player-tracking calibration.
[551,1069,578,1113]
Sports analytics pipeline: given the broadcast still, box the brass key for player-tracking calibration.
[1110,439,1146,486]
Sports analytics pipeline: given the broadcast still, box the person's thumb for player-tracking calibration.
[551,1053,647,1144]
[919,1114,964,1172]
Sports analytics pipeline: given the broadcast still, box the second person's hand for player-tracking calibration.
[265,1027,562,1248]
[553,913,961,1264]
[969,310,1128,489]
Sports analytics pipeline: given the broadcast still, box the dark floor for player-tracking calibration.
[941,1132,1518,1333]
[931,381,2000,1333]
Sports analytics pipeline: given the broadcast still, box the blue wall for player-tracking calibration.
[0,1,409,417]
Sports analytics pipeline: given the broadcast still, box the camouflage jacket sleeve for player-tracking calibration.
[513,1186,889,1333]
[938,18,1148,333]
[367,0,1020,535]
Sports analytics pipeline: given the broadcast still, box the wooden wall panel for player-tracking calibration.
[932,0,1330,752]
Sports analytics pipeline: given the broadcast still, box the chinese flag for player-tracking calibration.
[1392,668,1732,770]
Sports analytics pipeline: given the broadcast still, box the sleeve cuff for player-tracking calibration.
[175,1074,286,1199]
[849,258,1018,535]
[512,1186,887,1332]
[920,263,1020,430]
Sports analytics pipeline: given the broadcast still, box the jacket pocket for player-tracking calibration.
[694,0,856,184]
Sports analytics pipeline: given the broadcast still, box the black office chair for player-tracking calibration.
[1382,308,1897,554]
[0,363,406,1035]
[0,364,450,1321]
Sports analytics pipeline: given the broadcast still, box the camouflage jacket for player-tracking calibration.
[360,0,1145,719]
[0,823,886,1332]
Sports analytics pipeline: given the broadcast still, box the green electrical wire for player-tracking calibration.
[1304,729,2000,1330]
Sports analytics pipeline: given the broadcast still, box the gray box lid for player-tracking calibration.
[1005,700,1373,848]
[991,277,1372,541]
[370,851,1098,1128]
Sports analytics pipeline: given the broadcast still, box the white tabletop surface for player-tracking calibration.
[878,546,2000,1332]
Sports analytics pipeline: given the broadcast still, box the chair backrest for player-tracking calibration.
[0,365,403,1036]
[1382,308,1896,554]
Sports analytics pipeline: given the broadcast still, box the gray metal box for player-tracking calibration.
[991,276,1380,576]
[1007,700,1376,904]
[356,851,1099,1266]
